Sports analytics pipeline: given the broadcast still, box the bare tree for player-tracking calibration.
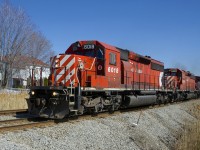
[27,31,54,65]
[0,1,54,88]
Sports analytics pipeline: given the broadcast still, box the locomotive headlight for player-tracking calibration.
[52,91,59,96]
[31,91,35,95]
[55,59,59,63]
[55,59,60,68]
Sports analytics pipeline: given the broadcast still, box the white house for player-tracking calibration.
[10,56,50,88]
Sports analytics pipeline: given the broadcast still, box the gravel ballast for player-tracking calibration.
[0,99,200,150]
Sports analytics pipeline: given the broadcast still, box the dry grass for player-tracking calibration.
[0,92,28,110]
[175,104,200,150]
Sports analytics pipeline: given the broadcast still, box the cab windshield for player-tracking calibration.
[164,69,182,77]
[165,72,177,76]
[70,47,104,59]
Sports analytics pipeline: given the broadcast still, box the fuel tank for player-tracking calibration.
[123,95,157,108]
[140,91,156,95]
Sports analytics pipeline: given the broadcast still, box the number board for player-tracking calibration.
[83,44,95,50]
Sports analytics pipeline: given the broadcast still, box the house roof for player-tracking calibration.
[2,55,49,69]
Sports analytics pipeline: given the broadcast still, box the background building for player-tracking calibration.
[2,55,50,88]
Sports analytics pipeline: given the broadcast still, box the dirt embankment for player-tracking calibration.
[175,101,200,150]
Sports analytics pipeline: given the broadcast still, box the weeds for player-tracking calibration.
[175,104,200,150]
[0,92,28,110]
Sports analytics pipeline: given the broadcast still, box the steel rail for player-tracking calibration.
[0,120,55,133]
[0,109,28,116]
[0,118,28,124]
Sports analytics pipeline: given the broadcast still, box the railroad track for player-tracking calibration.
[0,118,55,133]
[0,109,27,116]
[0,118,29,125]
[0,112,123,133]
[0,117,42,125]
[0,99,198,133]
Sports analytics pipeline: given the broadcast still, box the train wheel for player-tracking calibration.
[91,106,99,116]
[108,105,114,114]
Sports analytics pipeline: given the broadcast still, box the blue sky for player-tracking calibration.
[2,0,200,75]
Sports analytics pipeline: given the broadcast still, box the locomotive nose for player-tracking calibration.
[50,54,76,87]
[27,88,70,119]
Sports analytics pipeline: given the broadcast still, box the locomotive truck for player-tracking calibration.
[27,40,200,119]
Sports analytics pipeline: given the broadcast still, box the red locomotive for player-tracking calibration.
[27,40,200,119]
[164,68,197,100]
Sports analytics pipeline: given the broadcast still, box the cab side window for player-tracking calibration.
[109,53,116,65]
[97,48,104,59]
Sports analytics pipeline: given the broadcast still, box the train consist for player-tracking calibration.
[27,40,200,119]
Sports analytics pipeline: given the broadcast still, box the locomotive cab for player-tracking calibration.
[66,41,105,76]
[64,41,121,89]
[164,68,182,90]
